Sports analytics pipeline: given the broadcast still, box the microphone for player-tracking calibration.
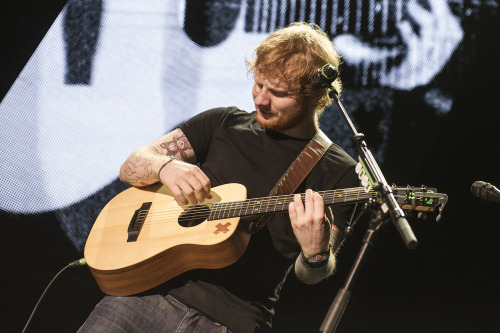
[471,181,500,204]
[311,64,338,89]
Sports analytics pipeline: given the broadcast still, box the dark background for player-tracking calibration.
[1,1,500,332]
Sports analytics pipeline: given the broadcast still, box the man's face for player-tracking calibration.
[252,72,311,133]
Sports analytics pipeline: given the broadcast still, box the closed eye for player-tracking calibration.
[271,90,288,97]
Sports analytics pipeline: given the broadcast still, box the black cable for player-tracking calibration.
[21,258,87,333]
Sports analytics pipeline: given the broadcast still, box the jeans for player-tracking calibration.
[78,294,233,332]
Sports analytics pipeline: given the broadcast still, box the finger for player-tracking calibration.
[177,179,199,205]
[313,192,325,222]
[190,166,212,200]
[288,201,298,224]
[292,193,304,218]
[166,183,190,205]
[304,189,315,222]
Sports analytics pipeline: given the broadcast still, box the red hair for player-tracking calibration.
[247,22,342,113]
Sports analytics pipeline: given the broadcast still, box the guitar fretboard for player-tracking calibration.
[208,187,375,221]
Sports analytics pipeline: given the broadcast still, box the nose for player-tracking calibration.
[253,85,270,107]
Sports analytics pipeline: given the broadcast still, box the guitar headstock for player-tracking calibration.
[391,185,448,222]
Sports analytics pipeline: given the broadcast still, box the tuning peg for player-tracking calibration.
[418,212,427,220]
[436,206,444,222]
[435,194,448,222]
[404,185,412,204]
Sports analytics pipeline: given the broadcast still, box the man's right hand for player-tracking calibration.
[158,158,212,205]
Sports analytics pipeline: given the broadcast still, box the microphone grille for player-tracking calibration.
[471,181,490,200]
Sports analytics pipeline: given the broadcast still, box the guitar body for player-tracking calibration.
[84,183,250,296]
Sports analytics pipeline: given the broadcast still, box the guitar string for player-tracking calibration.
[128,191,438,226]
[133,192,434,223]
[131,190,374,225]
[135,191,434,221]
[140,188,372,217]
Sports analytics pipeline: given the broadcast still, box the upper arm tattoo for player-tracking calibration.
[158,129,193,160]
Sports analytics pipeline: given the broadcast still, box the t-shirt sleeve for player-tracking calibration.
[178,107,230,163]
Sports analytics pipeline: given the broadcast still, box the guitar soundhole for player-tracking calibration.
[178,205,210,228]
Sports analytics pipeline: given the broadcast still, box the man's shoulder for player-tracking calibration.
[181,107,253,129]
[200,106,250,118]
[324,141,357,168]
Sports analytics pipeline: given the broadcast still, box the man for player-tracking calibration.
[80,22,358,332]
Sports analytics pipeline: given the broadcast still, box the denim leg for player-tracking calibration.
[78,294,232,333]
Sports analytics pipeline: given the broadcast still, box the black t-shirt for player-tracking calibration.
[168,107,358,332]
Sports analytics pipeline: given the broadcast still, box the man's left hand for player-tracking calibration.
[288,189,330,255]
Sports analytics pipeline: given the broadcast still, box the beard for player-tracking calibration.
[255,103,311,133]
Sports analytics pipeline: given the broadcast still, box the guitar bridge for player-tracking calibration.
[127,202,152,242]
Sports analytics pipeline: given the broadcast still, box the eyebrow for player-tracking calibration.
[259,79,288,92]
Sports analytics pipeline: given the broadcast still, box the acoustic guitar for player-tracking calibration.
[84,183,447,296]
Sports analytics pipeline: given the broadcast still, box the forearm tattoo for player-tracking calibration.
[122,155,153,186]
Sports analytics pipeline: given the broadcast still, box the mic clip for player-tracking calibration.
[311,64,338,89]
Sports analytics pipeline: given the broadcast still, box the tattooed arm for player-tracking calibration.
[119,128,211,205]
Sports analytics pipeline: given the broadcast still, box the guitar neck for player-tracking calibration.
[208,187,375,221]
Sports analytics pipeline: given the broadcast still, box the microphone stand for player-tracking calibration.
[319,89,418,333]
